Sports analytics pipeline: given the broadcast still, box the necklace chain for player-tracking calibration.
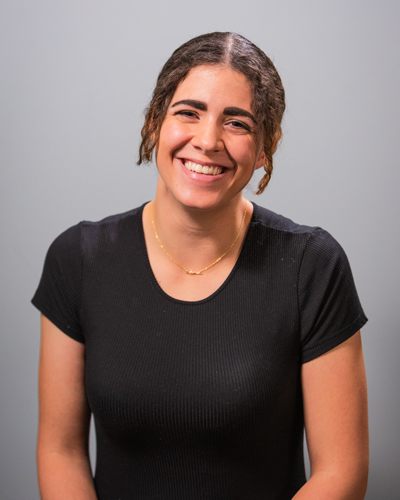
[151,201,248,276]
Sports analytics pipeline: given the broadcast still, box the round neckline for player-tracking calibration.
[138,201,258,306]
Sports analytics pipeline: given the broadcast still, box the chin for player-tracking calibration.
[180,198,219,212]
[171,190,223,212]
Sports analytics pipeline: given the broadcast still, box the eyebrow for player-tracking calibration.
[171,100,257,124]
[171,99,207,111]
[223,107,257,124]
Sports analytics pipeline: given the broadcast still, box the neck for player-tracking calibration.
[145,183,252,273]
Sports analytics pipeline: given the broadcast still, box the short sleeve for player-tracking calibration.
[31,223,84,343]
[298,228,367,363]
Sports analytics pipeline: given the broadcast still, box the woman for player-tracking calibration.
[32,32,369,499]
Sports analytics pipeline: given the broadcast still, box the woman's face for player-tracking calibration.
[155,64,265,211]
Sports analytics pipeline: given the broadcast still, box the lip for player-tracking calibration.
[178,158,228,182]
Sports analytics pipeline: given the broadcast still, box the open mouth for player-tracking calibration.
[182,160,225,176]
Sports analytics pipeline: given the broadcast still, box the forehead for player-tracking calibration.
[171,65,253,110]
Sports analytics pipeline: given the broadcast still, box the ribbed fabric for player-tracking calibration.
[32,202,367,500]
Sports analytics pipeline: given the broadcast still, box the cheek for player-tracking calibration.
[229,137,259,167]
[158,122,190,155]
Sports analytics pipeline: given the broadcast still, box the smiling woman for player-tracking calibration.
[139,32,285,196]
[154,65,264,214]
[32,32,368,500]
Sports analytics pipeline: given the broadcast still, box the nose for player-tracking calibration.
[191,118,223,154]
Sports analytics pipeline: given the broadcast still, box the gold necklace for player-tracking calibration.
[151,201,248,275]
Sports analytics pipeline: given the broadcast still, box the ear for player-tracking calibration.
[255,150,265,171]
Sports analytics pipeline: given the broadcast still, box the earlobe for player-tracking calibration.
[255,151,265,171]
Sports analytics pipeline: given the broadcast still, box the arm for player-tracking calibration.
[293,331,369,500]
[37,315,98,499]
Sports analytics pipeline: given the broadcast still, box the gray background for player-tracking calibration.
[1,1,399,498]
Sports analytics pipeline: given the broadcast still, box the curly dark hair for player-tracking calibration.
[137,32,285,194]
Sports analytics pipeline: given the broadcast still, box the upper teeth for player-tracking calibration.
[183,161,223,176]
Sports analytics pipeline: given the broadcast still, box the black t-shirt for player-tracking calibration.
[32,202,367,500]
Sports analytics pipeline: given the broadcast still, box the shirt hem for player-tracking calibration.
[31,297,85,344]
[301,313,368,363]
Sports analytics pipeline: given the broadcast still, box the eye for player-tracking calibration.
[174,110,198,119]
[228,120,251,132]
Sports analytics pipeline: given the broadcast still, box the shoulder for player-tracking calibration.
[49,203,147,255]
[81,204,145,236]
[250,204,353,289]
[82,204,145,228]
[251,203,341,255]
[251,202,317,237]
